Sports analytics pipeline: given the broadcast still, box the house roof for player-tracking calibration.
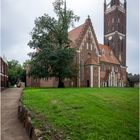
[68,24,85,43]
[68,17,100,52]
[99,44,120,65]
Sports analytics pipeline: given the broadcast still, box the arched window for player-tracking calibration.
[102,63,106,71]
[108,64,111,70]
[90,44,93,50]
[102,49,105,54]
[112,18,114,23]
[87,53,91,59]
[112,66,114,72]
[87,42,89,49]
[108,41,110,46]
[121,40,123,52]
[109,51,113,56]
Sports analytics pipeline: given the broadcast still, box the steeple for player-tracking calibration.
[104,0,127,66]
[104,0,106,10]
[85,15,91,25]
[64,0,67,13]
[124,0,127,9]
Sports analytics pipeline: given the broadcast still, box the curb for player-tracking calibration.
[18,99,43,140]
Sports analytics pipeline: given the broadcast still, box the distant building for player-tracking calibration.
[0,56,8,89]
[26,0,127,87]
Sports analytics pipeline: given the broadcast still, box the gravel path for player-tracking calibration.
[1,88,30,140]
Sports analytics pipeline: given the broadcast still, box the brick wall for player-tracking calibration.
[0,57,8,88]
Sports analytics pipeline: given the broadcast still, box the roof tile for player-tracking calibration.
[68,24,85,42]
[99,44,120,65]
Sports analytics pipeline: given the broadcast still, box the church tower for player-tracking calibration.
[104,0,127,66]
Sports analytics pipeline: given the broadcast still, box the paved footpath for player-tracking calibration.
[1,88,30,140]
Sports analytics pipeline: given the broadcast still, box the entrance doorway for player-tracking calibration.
[87,80,90,87]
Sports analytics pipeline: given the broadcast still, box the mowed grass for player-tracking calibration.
[22,88,139,140]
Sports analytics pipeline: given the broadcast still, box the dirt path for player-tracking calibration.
[1,88,30,140]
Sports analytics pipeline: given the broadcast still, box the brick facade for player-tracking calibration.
[0,56,8,88]
[26,0,127,88]
[104,0,127,66]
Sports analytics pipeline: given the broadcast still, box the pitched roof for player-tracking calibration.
[68,23,85,42]
[99,44,120,65]
[68,17,99,52]
[85,58,99,65]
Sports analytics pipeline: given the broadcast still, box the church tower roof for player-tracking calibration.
[111,0,120,6]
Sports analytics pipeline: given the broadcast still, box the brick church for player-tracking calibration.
[26,0,127,87]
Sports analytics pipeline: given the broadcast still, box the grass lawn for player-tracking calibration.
[22,88,139,140]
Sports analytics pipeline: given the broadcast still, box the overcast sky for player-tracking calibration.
[1,0,139,74]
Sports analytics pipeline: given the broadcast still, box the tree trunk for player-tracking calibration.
[58,77,65,88]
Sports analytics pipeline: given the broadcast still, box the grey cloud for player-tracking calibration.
[1,0,139,74]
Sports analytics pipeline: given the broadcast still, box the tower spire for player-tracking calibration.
[124,0,127,9]
[104,0,106,10]
[64,0,66,12]
[111,0,120,6]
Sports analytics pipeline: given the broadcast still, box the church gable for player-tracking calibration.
[79,26,100,65]
[68,16,100,64]
[68,24,85,44]
[80,26,99,54]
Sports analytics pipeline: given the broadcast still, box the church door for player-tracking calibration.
[87,80,90,87]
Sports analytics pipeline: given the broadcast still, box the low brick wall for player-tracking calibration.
[18,99,43,140]
[18,93,63,140]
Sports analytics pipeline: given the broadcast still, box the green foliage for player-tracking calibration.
[23,88,139,140]
[8,59,26,86]
[128,73,139,81]
[28,0,79,87]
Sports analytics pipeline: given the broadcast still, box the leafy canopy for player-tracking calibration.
[8,59,26,86]
[28,0,79,87]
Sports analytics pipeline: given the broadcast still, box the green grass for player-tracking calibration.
[22,88,139,140]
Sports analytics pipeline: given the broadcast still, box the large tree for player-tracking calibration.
[28,0,79,87]
[8,60,26,86]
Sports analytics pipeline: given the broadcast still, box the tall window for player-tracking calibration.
[112,18,114,23]
[87,42,89,49]
[108,64,111,70]
[102,64,106,71]
[90,44,93,50]
[108,41,110,47]
[102,49,105,54]
[121,40,123,52]
[80,60,84,81]
[87,53,91,59]
[112,66,114,72]
[115,66,118,72]
[1,65,3,73]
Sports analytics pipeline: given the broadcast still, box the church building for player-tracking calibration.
[26,0,127,87]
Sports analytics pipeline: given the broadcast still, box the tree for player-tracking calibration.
[8,60,26,86]
[28,0,79,87]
